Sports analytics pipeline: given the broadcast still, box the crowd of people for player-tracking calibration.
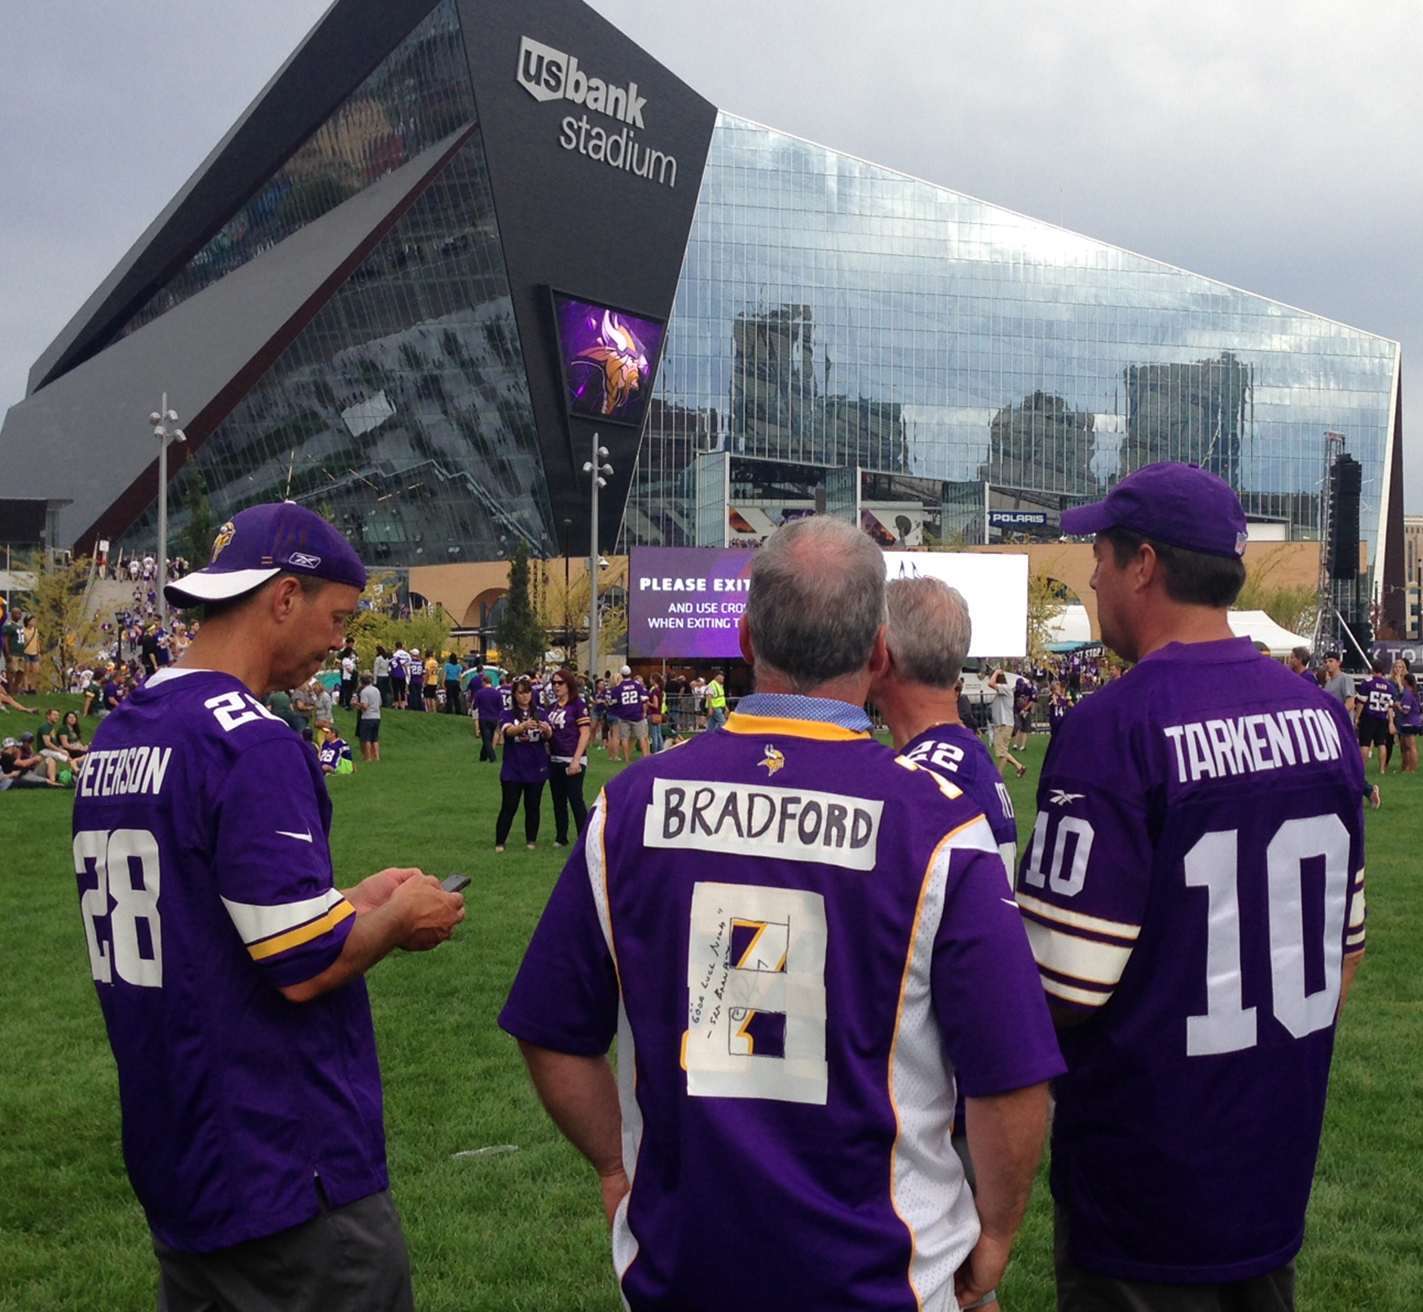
[11,466,1384,1311]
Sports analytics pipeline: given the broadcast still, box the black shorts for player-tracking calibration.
[1357,717,1389,748]
[357,718,380,743]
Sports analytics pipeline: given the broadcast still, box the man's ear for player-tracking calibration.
[269,575,305,619]
[738,612,755,665]
[867,624,891,680]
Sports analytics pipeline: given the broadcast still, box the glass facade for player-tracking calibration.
[629,114,1399,563]
[129,4,554,565]
[118,1,475,342]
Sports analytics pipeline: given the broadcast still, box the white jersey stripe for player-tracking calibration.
[887,816,995,1309]
[1024,919,1134,988]
[221,888,346,946]
[584,793,642,1292]
[1016,891,1141,941]
[1042,974,1111,1007]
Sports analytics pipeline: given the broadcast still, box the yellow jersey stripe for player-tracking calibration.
[247,898,354,961]
[723,713,871,742]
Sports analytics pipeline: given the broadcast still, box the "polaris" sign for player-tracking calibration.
[988,510,1049,527]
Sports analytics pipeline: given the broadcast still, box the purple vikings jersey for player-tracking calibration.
[547,697,590,759]
[501,696,1063,1311]
[499,706,550,783]
[1395,687,1422,730]
[1356,674,1394,721]
[901,723,1017,879]
[71,669,386,1253]
[1016,638,1366,1282]
[612,677,647,722]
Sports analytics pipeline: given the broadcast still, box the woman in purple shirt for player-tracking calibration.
[545,670,592,847]
[1392,669,1421,773]
[495,677,551,851]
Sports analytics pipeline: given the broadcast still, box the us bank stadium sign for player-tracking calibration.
[518,36,679,189]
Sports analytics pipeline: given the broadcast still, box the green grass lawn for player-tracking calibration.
[1,703,1418,1310]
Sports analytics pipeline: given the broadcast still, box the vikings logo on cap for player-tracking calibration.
[210,521,236,562]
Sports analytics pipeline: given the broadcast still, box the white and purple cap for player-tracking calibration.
[1062,461,1248,559]
[165,502,366,607]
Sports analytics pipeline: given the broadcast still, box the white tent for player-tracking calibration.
[1047,605,1308,657]
[1227,610,1311,656]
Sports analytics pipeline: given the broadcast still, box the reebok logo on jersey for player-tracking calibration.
[644,779,881,871]
[1048,789,1084,806]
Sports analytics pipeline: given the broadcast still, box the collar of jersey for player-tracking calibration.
[725,693,872,740]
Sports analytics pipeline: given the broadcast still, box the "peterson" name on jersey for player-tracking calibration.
[76,745,174,798]
[643,779,882,870]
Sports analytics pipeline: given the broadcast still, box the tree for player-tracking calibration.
[343,571,452,671]
[1026,556,1070,665]
[17,551,107,692]
[180,471,216,569]
[1235,545,1318,640]
[493,541,547,674]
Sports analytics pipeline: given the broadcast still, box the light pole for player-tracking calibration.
[563,517,573,662]
[149,394,187,626]
[583,434,612,681]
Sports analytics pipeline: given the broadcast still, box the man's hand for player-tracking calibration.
[599,1166,631,1228]
[955,1230,1013,1307]
[389,874,466,951]
[344,866,424,914]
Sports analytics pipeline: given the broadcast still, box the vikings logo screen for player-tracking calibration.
[552,293,666,427]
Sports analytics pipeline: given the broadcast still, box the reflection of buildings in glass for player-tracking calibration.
[1123,352,1252,485]
[981,391,1099,498]
[730,305,907,473]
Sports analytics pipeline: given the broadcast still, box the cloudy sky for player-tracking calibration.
[3,1,1418,504]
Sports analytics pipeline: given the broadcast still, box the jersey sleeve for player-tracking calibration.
[214,737,353,989]
[931,835,1065,1096]
[499,830,621,1054]
[1014,703,1150,1014]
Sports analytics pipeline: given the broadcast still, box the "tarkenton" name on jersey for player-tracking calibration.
[76,746,173,798]
[643,779,882,871]
[1163,707,1344,784]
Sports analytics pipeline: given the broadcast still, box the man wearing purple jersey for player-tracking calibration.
[1354,658,1394,774]
[72,503,466,1312]
[610,664,650,763]
[501,516,1062,1312]
[472,673,503,763]
[872,574,1025,1312]
[1022,463,1366,1310]
[873,576,1018,878]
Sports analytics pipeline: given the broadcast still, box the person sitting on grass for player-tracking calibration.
[0,671,40,715]
[57,711,89,761]
[38,709,73,764]
[1,735,67,787]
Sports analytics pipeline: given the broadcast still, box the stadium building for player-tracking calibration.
[0,0,1405,630]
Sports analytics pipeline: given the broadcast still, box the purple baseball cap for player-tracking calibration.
[1061,461,1248,558]
[165,502,366,606]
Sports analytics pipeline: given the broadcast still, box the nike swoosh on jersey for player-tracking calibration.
[275,829,314,843]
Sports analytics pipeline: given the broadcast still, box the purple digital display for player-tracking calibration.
[628,547,757,659]
[552,292,666,427]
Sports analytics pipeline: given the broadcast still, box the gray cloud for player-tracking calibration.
[3,0,1415,505]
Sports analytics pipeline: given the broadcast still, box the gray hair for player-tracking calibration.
[746,517,885,690]
[884,577,972,688]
